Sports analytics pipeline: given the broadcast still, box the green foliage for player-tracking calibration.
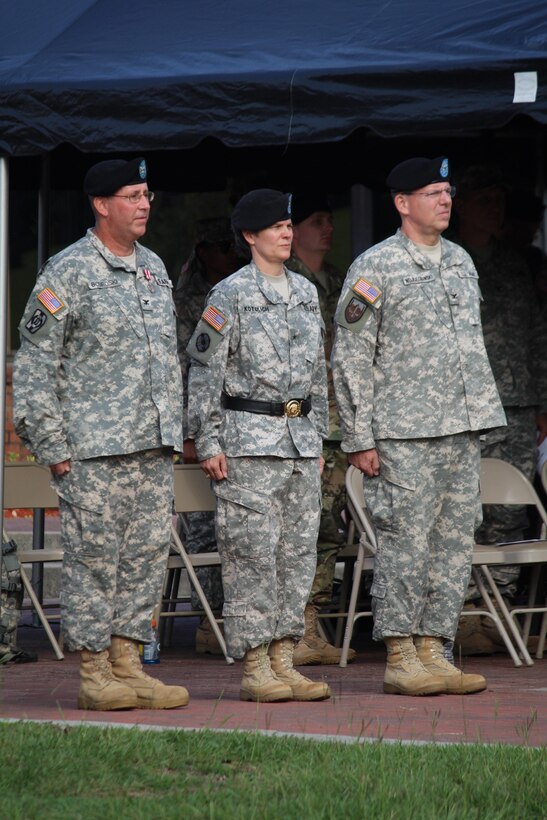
[0,723,544,819]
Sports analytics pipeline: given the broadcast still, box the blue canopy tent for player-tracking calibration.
[0,0,546,486]
[0,0,545,154]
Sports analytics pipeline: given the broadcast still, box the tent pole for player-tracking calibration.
[0,157,9,513]
[350,183,374,259]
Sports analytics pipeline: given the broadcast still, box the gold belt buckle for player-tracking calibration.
[284,399,302,418]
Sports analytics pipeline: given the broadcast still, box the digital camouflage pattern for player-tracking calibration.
[214,455,321,658]
[187,261,328,459]
[13,229,184,464]
[288,254,347,604]
[332,229,505,641]
[181,510,224,611]
[0,538,23,657]
[332,229,506,452]
[12,229,183,652]
[54,451,173,652]
[186,261,327,657]
[456,238,547,600]
[366,434,482,641]
[175,268,224,613]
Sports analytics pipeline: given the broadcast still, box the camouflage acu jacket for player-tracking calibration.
[13,229,183,464]
[455,238,547,413]
[288,254,343,441]
[186,262,328,460]
[332,229,506,452]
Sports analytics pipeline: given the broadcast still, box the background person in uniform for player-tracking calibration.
[186,189,331,703]
[451,165,547,654]
[287,194,356,665]
[331,157,506,696]
[12,158,189,712]
[174,218,241,655]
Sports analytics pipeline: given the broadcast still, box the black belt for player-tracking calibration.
[222,393,312,418]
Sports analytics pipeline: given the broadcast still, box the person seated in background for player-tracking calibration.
[174,217,242,655]
[288,194,357,665]
[452,165,547,655]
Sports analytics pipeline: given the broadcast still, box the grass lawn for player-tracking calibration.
[0,722,545,819]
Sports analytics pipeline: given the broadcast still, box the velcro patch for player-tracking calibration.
[25,308,48,334]
[37,287,64,314]
[352,278,381,305]
[202,305,227,332]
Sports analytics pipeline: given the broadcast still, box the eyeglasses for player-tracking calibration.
[404,186,456,201]
[110,191,155,204]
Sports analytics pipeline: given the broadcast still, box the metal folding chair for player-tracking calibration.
[161,463,233,663]
[3,462,64,659]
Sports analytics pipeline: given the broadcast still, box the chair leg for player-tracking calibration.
[339,544,366,668]
[477,565,534,666]
[19,566,64,660]
[471,567,523,667]
[170,524,233,664]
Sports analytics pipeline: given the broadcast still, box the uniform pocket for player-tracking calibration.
[214,479,271,556]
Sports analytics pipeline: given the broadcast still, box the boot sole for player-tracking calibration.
[290,691,331,701]
[383,683,445,696]
[240,689,292,702]
[135,695,190,709]
[443,681,487,695]
[78,696,137,711]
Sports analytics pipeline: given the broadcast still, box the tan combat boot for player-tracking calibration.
[109,636,189,709]
[293,603,356,665]
[415,636,487,694]
[195,616,224,656]
[239,644,293,702]
[383,636,446,696]
[269,638,331,701]
[78,649,138,711]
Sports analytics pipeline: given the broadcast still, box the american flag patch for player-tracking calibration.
[202,305,227,332]
[352,278,381,305]
[37,287,64,314]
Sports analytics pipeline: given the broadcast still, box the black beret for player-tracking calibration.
[231,189,292,232]
[291,194,332,225]
[386,156,450,193]
[83,157,147,196]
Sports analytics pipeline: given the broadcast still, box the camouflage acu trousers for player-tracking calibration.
[182,510,224,611]
[54,450,173,652]
[214,455,321,659]
[467,406,538,602]
[365,433,482,642]
[309,442,348,605]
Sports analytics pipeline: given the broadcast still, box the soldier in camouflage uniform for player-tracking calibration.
[331,157,506,696]
[452,166,547,653]
[12,158,189,711]
[174,218,241,654]
[0,537,37,664]
[287,195,356,665]
[186,189,331,702]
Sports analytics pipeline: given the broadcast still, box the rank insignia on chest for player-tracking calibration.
[37,287,64,314]
[352,278,381,305]
[202,305,227,332]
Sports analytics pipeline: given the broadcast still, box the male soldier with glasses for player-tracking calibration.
[332,157,506,696]
[13,158,189,712]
